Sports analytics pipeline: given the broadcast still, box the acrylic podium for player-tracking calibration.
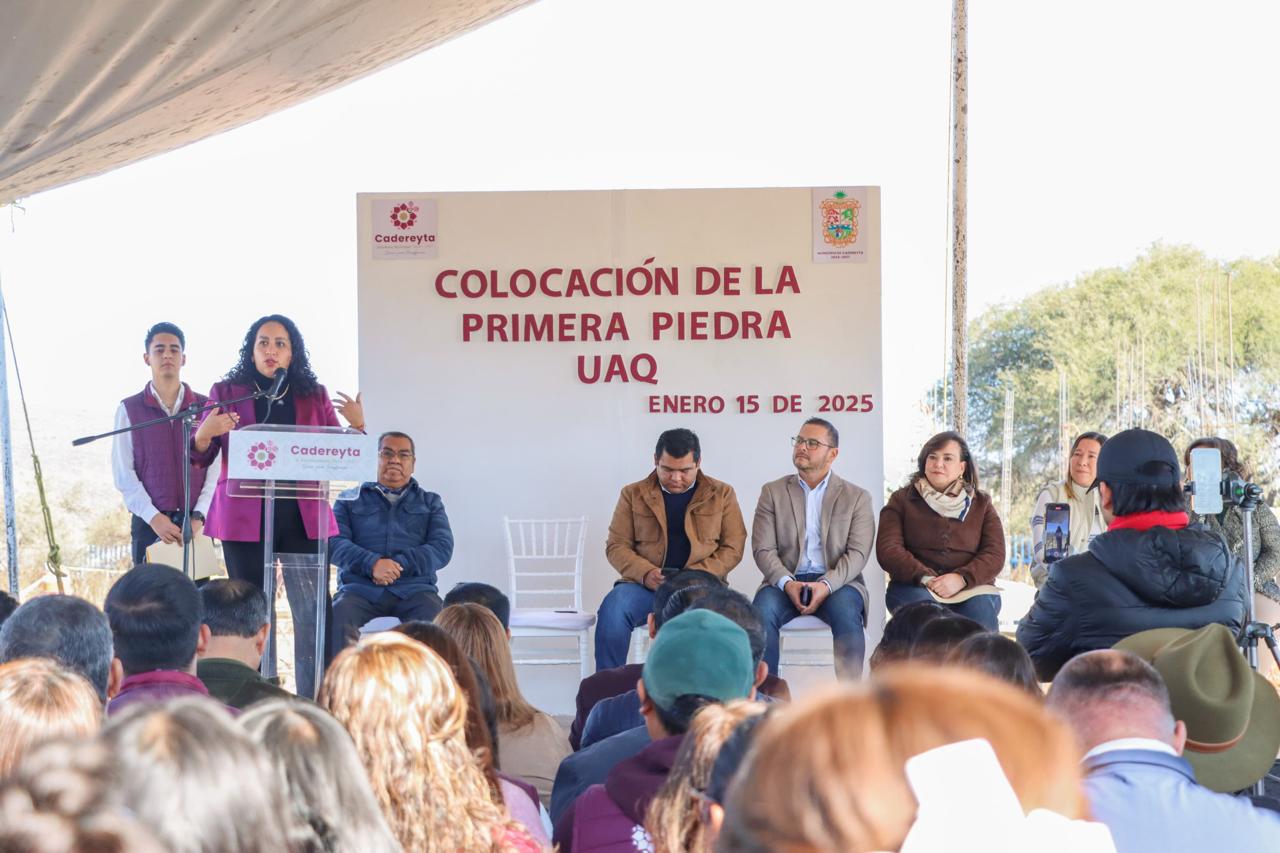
[227,424,375,698]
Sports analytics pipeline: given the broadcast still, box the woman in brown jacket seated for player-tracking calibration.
[876,431,1005,631]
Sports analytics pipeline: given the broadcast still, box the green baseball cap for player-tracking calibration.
[641,609,755,710]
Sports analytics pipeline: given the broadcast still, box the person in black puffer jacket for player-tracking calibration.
[1017,429,1247,681]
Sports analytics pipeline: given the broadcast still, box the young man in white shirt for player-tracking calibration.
[112,322,215,566]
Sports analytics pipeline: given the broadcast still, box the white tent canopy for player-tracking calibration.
[0,0,533,205]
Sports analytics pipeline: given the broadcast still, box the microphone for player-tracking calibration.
[265,367,287,402]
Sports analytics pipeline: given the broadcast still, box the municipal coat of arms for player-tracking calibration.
[819,191,860,248]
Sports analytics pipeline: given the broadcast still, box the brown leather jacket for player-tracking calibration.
[605,470,747,583]
[875,484,1006,588]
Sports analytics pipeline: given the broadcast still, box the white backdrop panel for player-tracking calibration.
[356,187,886,649]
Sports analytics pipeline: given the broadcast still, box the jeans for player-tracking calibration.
[329,588,443,661]
[884,580,1001,631]
[753,578,866,678]
[594,582,655,671]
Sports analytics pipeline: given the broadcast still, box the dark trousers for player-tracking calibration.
[221,499,329,699]
[329,588,443,660]
[885,581,1002,631]
[130,511,188,567]
[753,578,866,678]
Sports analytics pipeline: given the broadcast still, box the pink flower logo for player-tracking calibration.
[390,202,419,230]
[247,440,278,471]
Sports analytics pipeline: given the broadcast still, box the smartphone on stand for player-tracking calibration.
[1044,503,1070,563]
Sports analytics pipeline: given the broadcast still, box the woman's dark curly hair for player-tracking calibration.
[223,314,320,398]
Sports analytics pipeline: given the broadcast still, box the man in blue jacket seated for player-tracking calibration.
[1047,634,1280,851]
[1016,428,1247,681]
[328,431,454,660]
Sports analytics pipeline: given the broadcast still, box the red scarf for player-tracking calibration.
[1108,510,1190,532]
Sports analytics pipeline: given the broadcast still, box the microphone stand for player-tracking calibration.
[72,388,276,580]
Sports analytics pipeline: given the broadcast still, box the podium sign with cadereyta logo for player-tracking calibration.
[228,431,377,481]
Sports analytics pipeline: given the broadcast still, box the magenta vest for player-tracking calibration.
[190,381,340,543]
[121,383,209,514]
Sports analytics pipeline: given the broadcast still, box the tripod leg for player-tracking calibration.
[1264,633,1280,673]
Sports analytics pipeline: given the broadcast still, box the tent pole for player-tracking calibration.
[0,285,18,596]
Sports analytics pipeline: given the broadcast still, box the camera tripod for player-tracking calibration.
[1228,483,1280,798]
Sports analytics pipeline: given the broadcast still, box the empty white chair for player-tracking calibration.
[504,516,597,681]
[778,615,836,668]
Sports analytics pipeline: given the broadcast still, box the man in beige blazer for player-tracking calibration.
[751,417,875,678]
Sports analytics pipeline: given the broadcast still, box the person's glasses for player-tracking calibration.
[378,449,415,461]
[791,437,833,450]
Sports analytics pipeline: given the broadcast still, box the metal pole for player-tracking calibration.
[950,0,969,435]
[0,287,18,596]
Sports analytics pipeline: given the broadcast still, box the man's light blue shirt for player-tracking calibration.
[775,471,831,591]
[1082,746,1280,852]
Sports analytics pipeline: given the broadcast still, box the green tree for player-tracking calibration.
[950,244,1280,538]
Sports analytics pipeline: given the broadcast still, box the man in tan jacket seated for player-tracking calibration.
[597,428,747,670]
[751,417,875,678]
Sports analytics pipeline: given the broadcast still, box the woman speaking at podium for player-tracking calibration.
[190,314,364,697]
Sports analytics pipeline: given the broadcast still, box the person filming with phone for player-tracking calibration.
[1029,432,1108,587]
[1018,428,1249,681]
[1184,436,1280,680]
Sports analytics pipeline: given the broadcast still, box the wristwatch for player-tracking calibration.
[188,511,204,522]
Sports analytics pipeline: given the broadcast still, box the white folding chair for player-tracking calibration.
[627,626,650,664]
[779,615,836,668]
[504,516,597,681]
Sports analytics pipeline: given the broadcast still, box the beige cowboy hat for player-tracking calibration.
[1115,623,1280,793]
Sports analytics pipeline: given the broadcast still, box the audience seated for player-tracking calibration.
[0,658,102,777]
[718,667,1109,852]
[948,631,1042,697]
[644,699,766,853]
[196,579,293,709]
[556,609,758,852]
[570,569,722,749]
[239,700,401,853]
[581,587,772,749]
[104,563,231,716]
[436,602,570,805]
[393,619,552,846]
[1046,634,1280,850]
[327,430,454,661]
[866,599,950,671]
[0,738,164,851]
[318,632,540,852]
[0,590,17,628]
[698,711,770,850]
[876,431,1006,631]
[1017,429,1248,680]
[102,698,292,852]
[445,581,512,631]
[907,613,986,662]
[0,593,117,703]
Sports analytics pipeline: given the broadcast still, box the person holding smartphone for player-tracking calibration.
[1184,436,1280,680]
[1029,432,1108,588]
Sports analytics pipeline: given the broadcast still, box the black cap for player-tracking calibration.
[1090,428,1180,490]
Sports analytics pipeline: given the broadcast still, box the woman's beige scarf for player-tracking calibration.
[915,477,972,520]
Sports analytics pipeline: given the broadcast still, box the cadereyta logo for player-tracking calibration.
[371,197,438,259]
[390,202,420,230]
[247,440,279,471]
[820,191,860,248]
